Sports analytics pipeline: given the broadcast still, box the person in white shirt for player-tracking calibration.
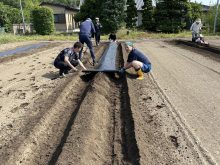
[190,18,202,42]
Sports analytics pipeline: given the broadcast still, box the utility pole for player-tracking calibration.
[19,0,26,34]
[214,0,219,33]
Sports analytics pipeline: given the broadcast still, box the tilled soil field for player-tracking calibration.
[0,40,216,164]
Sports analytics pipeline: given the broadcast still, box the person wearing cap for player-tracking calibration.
[79,17,96,66]
[119,42,151,80]
[190,18,202,42]
[94,17,102,46]
[54,42,87,77]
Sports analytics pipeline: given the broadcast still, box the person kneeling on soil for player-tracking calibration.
[119,41,151,80]
[54,42,87,77]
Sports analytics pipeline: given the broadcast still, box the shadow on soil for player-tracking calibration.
[42,71,59,80]
[169,40,220,60]
[48,82,92,165]
[119,75,141,164]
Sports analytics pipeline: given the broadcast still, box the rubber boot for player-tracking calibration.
[136,68,144,80]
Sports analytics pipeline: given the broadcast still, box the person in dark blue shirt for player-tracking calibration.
[54,42,87,77]
[78,18,96,66]
[120,41,151,80]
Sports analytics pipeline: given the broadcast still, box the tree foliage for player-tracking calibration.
[100,0,125,33]
[41,0,80,6]
[154,0,189,33]
[32,7,55,35]
[190,2,202,22]
[203,5,220,33]
[74,0,102,22]
[0,2,21,32]
[142,0,154,31]
[75,0,125,33]
[0,0,41,23]
[125,0,137,29]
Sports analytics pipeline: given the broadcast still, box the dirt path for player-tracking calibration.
[0,42,107,164]
[136,40,220,164]
[0,40,219,164]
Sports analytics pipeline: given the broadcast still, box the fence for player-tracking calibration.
[13,24,33,35]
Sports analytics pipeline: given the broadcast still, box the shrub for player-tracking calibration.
[32,7,54,35]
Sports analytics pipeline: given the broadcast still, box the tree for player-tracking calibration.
[125,0,137,29]
[41,0,80,6]
[142,0,154,31]
[100,0,125,33]
[0,0,41,23]
[32,6,55,35]
[0,2,21,32]
[74,0,102,22]
[75,0,125,33]
[154,0,189,33]
[203,4,220,33]
[190,2,202,22]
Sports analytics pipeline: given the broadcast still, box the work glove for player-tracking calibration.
[118,68,125,74]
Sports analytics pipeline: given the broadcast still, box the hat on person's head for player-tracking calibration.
[196,18,201,23]
[125,41,133,47]
[95,17,99,20]
[200,34,204,38]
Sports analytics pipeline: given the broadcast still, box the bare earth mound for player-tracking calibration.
[1,40,219,164]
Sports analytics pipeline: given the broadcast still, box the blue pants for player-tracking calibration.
[141,63,151,73]
[79,34,95,60]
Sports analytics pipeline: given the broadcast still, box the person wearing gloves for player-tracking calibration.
[190,18,202,42]
[78,17,96,66]
[119,41,151,80]
[54,42,87,77]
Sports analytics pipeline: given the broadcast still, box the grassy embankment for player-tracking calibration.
[0,29,219,44]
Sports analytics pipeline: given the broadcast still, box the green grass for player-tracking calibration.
[115,29,192,40]
[0,33,79,44]
[1,30,220,45]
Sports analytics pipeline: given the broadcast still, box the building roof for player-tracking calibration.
[202,5,210,12]
[135,0,144,11]
[40,2,80,11]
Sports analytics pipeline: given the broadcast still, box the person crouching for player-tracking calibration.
[54,42,87,77]
[119,41,152,80]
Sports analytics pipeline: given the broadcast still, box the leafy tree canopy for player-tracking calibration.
[125,0,137,29]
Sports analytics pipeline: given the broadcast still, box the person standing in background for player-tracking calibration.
[78,17,96,66]
[94,17,102,46]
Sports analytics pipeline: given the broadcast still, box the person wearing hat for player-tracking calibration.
[119,42,151,80]
[190,18,203,42]
[94,17,102,46]
[54,42,87,77]
[79,17,96,66]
